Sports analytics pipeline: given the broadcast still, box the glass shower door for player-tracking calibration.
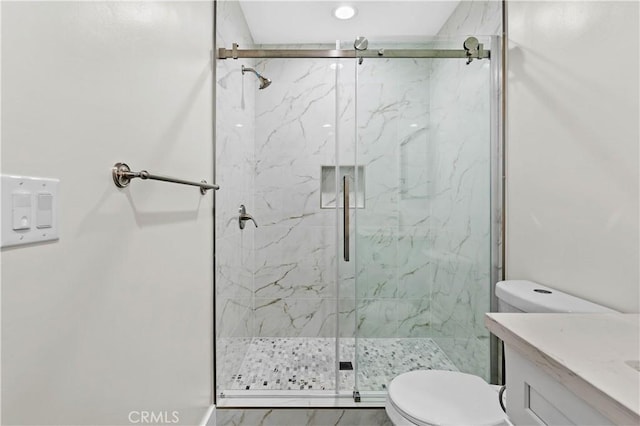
[214,31,499,404]
[215,54,345,398]
[351,38,495,397]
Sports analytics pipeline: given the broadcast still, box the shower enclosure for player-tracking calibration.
[215,2,502,406]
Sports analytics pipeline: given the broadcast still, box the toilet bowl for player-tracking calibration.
[385,280,615,426]
[385,370,509,426]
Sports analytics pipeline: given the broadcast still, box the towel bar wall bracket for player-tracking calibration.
[112,162,219,195]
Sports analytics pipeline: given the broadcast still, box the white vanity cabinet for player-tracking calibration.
[505,346,612,425]
[485,313,640,426]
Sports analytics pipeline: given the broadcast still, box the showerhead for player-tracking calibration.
[242,65,272,90]
[258,75,272,90]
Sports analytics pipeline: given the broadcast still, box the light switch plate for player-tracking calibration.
[1,175,60,248]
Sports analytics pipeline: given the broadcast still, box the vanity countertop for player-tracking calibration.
[485,313,640,425]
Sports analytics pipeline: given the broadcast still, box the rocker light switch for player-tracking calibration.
[36,193,53,228]
[12,192,31,230]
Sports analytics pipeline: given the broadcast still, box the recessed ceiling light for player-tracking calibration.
[333,5,356,20]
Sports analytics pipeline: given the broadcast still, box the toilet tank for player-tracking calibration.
[496,280,617,313]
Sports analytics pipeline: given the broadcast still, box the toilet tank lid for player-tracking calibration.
[496,280,618,313]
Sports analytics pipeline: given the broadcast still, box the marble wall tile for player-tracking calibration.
[356,299,400,338]
[438,0,502,35]
[429,246,487,328]
[355,228,398,299]
[425,0,501,373]
[215,0,256,394]
[253,298,338,338]
[249,56,360,339]
[336,59,357,163]
[216,408,392,426]
[249,57,341,339]
[352,56,433,340]
[396,230,431,300]
[217,298,253,338]
[215,1,256,274]
[343,297,434,341]
[432,335,490,382]
[253,225,335,300]
[397,298,432,338]
[216,233,254,299]
[338,298,356,339]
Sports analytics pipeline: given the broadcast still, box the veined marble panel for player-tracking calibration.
[253,298,337,338]
[397,298,432,338]
[253,225,335,299]
[216,408,392,426]
[355,62,431,305]
[338,298,356,339]
[396,230,431,300]
[338,210,356,299]
[426,0,499,359]
[250,57,342,340]
[247,51,335,225]
[336,59,357,163]
[215,0,256,346]
[429,245,488,332]
[355,228,398,299]
[428,54,492,339]
[356,299,401,338]
[432,335,490,382]
[438,0,502,35]
[355,297,436,339]
[216,298,253,339]
[352,56,433,339]
[216,233,254,299]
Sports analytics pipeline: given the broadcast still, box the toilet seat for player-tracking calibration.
[386,370,507,426]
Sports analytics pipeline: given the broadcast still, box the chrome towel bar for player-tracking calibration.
[112,162,219,195]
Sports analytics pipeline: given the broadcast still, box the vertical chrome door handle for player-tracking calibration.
[343,175,350,262]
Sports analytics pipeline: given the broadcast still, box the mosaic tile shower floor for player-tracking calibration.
[221,337,458,391]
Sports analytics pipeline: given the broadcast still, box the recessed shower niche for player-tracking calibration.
[320,165,365,209]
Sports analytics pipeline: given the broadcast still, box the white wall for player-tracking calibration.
[506,1,639,312]
[1,2,213,424]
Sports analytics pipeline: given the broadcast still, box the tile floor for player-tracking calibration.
[221,337,458,392]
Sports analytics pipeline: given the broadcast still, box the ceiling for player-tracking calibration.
[238,1,461,45]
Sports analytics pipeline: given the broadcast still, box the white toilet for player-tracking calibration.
[385,280,616,426]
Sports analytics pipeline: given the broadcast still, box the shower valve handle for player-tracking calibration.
[239,204,258,230]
